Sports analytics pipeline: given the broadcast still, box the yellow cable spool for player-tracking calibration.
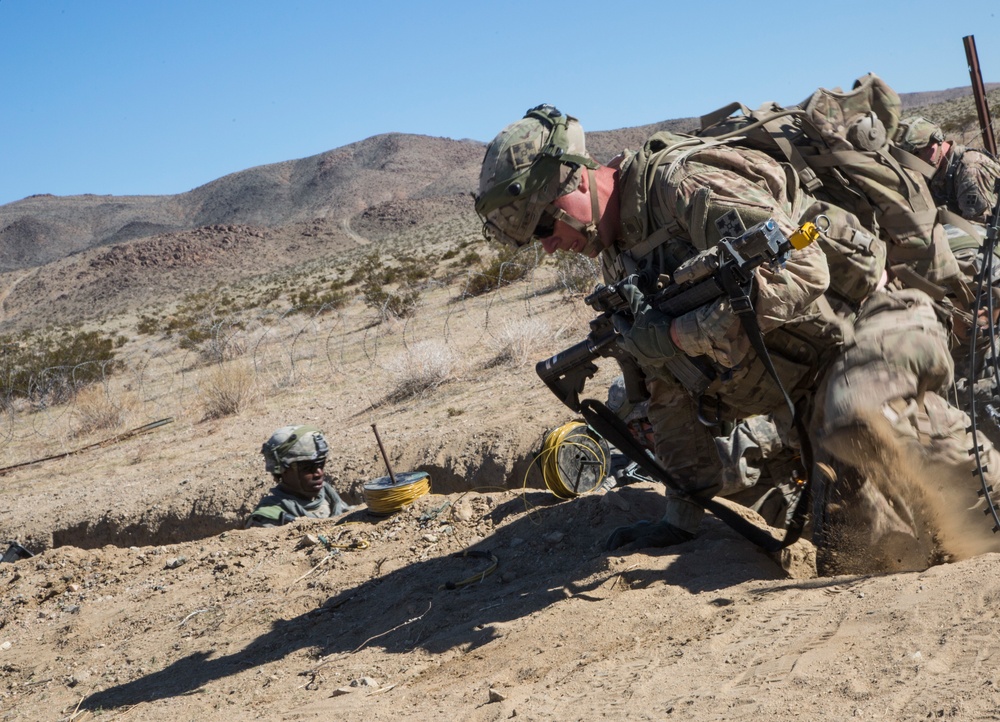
[363,470,431,515]
[537,421,610,499]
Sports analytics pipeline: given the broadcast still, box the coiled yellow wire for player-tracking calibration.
[535,421,609,499]
[363,471,431,515]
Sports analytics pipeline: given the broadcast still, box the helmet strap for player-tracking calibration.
[546,168,605,255]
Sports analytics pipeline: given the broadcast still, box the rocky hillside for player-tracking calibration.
[0,133,484,273]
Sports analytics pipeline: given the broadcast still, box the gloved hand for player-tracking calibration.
[611,284,680,367]
[606,519,695,551]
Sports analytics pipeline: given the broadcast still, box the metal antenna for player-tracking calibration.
[371,423,398,485]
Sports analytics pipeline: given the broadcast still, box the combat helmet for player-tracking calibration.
[894,116,945,154]
[475,104,602,253]
[261,425,329,476]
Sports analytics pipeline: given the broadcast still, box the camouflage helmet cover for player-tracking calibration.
[261,425,329,475]
[894,116,945,154]
[475,105,596,247]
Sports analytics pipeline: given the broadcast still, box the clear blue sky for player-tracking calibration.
[1,0,998,207]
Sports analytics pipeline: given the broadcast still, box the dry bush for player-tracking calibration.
[462,244,543,297]
[385,341,456,402]
[200,361,259,419]
[72,383,134,437]
[486,317,551,368]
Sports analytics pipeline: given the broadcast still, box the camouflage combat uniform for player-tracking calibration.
[608,133,1000,568]
[245,480,351,528]
[604,138,852,534]
[931,146,1000,225]
[608,375,801,528]
[812,287,1000,572]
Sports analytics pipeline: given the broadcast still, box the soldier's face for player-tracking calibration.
[539,183,595,255]
[280,461,326,500]
[539,217,588,255]
[918,142,944,167]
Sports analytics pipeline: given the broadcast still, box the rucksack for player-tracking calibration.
[610,126,885,312]
[698,73,960,289]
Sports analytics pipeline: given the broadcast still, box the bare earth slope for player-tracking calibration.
[2,227,1000,722]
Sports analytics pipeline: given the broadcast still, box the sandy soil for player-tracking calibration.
[3,257,1000,722]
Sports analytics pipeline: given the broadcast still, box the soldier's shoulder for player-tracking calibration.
[960,147,1000,169]
[252,485,287,506]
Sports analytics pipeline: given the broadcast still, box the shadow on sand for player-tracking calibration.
[81,485,804,711]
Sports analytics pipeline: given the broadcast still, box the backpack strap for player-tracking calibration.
[701,103,823,192]
[753,104,823,192]
[939,207,987,242]
[888,144,939,180]
[699,101,752,130]
[888,264,948,301]
[806,148,930,212]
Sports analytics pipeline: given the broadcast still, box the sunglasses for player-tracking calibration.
[534,209,558,240]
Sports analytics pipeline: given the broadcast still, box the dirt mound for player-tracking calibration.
[5,482,1000,721]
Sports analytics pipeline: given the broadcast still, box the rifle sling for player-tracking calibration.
[717,265,813,548]
[579,398,793,552]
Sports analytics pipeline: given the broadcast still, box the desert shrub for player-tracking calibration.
[136,314,160,335]
[358,250,422,321]
[0,329,124,408]
[163,291,253,362]
[72,383,133,436]
[385,341,455,402]
[197,319,252,363]
[486,317,551,368]
[365,286,420,320]
[463,244,540,297]
[289,287,350,314]
[177,325,212,351]
[400,263,431,285]
[941,112,979,135]
[200,361,258,419]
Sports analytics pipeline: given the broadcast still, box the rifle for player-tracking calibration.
[534,217,821,553]
[534,282,634,414]
[536,217,821,414]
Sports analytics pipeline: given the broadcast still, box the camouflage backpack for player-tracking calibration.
[698,73,959,290]
[611,124,885,310]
